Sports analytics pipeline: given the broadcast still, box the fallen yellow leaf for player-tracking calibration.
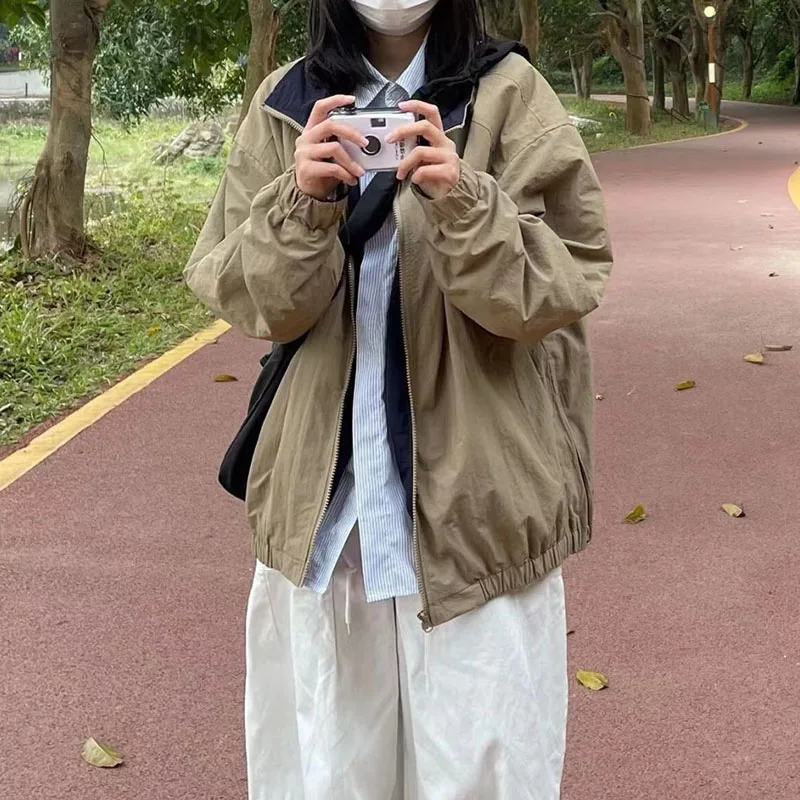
[675,380,696,391]
[625,504,647,524]
[81,737,123,768]
[743,352,765,364]
[765,344,792,352]
[145,326,161,336]
[214,374,238,382]
[722,503,745,518]
[576,670,609,691]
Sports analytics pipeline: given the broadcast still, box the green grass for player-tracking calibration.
[0,117,226,202]
[561,97,714,153]
[0,186,214,446]
[725,78,797,106]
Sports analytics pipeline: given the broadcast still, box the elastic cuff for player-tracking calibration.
[414,161,482,222]
[274,169,348,230]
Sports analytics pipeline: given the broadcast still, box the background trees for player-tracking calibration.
[3,0,797,261]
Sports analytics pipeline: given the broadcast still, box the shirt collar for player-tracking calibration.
[355,40,427,107]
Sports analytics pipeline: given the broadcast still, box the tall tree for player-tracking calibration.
[540,0,599,97]
[22,0,112,259]
[644,0,691,117]
[519,0,540,61]
[239,0,304,125]
[598,0,652,134]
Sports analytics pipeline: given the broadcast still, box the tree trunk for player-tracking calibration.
[689,14,707,107]
[794,28,800,105]
[24,0,110,260]
[518,0,539,63]
[570,53,581,96]
[239,0,281,127]
[741,34,754,99]
[654,35,690,118]
[580,49,593,99]
[600,0,651,135]
[652,46,665,111]
[670,67,690,117]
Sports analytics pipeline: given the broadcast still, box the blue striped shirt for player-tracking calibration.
[303,46,426,602]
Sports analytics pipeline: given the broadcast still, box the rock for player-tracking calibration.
[153,121,225,164]
[569,114,602,131]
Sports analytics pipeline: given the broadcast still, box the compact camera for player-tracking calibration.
[328,108,417,172]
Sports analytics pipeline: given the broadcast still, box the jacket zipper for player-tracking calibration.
[300,253,357,586]
[261,105,359,586]
[393,204,432,632]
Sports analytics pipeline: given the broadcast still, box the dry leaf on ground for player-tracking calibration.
[81,738,123,768]
[625,504,647,524]
[722,503,746,518]
[595,393,605,401]
[765,345,792,352]
[675,380,696,391]
[730,245,745,251]
[743,352,765,364]
[768,272,779,277]
[146,326,161,336]
[576,670,609,691]
[214,374,238,382]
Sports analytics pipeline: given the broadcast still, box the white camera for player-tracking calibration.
[328,108,417,172]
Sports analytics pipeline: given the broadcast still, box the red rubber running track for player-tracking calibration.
[1,100,798,800]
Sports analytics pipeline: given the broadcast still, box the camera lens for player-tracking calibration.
[362,135,382,157]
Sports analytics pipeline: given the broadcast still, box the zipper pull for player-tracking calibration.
[418,610,433,633]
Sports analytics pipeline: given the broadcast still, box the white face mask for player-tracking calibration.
[351,0,438,36]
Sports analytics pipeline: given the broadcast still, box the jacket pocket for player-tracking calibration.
[542,351,593,530]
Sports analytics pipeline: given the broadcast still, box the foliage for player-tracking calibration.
[12,0,310,121]
[0,185,213,445]
[0,0,46,27]
[539,0,597,69]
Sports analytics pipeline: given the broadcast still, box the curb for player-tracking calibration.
[0,319,231,493]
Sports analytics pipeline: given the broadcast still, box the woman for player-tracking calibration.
[186,0,612,795]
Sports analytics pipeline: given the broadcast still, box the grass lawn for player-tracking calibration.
[0,116,226,204]
[561,97,716,153]
[0,186,214,447]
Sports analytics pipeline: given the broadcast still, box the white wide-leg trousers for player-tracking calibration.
[245,535,568,800]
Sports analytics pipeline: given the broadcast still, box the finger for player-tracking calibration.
[398,100,444,131]
[386,120,449,147]
[303,119,369,148]
[299,160,359,187]
[411,164,458,187]
[300,142,365,178]
[306,95,356,129]
[396,146,453,180]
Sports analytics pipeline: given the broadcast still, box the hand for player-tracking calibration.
[294,95,368,201]
[389,100,459,200]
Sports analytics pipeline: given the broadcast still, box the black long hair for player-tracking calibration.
[305,0,486,94]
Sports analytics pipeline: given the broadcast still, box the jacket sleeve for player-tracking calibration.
[184,94,347,343]
[417,122,613,343]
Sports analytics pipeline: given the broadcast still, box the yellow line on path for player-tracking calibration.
[0,319,231,493]
[789,166,800,213]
